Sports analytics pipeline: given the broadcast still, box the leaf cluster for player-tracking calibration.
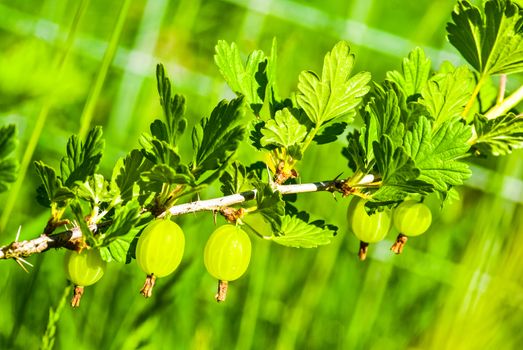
[216,39,371,184]
[447,0,523,76]
[343,49,474,204]
[33,65,248,261]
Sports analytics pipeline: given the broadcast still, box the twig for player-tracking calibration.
[0,180,346,261]
[161,180,340,217]
[485,84,523,120]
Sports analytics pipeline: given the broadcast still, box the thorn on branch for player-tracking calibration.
[14,256,33,273]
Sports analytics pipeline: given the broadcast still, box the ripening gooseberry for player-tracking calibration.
[204,224,251,302]
[136,219,185,297]
[64,248,107,307]
[393,200,432,236]
[391,200,432,254]
[347,197,391,260]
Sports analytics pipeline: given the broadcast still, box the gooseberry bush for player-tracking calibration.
[1,0,523,310]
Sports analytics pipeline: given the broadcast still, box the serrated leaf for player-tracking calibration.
[447,0,523,75]
[473,113,523,155]
[34,161,75,207]
[214,40,267,114]
[363,83,406,163]
[271,215,335,248]
[60,126,105,188]
[156,64,187,146]
[267,38,281,116]
[76,174,114,204]
[372,135,420,191]
[0,124,17,159]
[386,47,432,97]
[141,164,195,186]
[297,41,371,126]
[113,150,153,204]
[220,161,249,195]
[104,200,141,241]
[140,137,181,168]
[70,201,95,244]
[342,130,367,173]
[100,238,131,263]
[420,65,474,128]
[260,108,307,148]
[0,124,18,192]
[253,181,285,231]
[404,116,472,192]
[192,97,245,177]
[313,121,347,145]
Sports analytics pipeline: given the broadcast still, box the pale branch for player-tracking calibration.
[484,84,523,120]
[0,179,354,261]
[162,180,341,217]
[0,229,82,260]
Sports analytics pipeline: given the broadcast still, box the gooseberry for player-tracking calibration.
[204,224,251,302]
[347,197,391,260]
[136,219,185,297]
[391,200,432,254]
[64,248,106,307]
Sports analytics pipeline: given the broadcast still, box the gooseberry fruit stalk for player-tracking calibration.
[135,219,185,298]
[391,200,432,254]
[347,197,391,260]
[204,224,251,302]
[64,248,107,307]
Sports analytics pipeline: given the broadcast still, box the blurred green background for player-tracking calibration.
[1,0,522,349]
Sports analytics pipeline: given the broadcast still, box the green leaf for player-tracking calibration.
[60,126,105,188]
[342,130,367,173]
[271,215,335,248]
[140,137,180,168]
[34,161,75,207]
[372,135,422,200]
[420,65,475,128]
[113,150,153,204]
[156,64,187,146]
[100,238,132,263]
[101,211,152,263]
[267,38,281,116]
[104,200,142,241]
[253,181,285,231]
[220,162,249,195]
[141,164,195,186]
[214,40,267,114]
[192,97,245,177]
[313,122,348,145]
[386,47,432,97]
[75,174,114,205]
[297,41,371,126]
[70,201,95,245]
[404,117,472,192]
[447,0,523,75]
[473,113,523,155]
[0,124,18,192]
[260,108,307,149]
[363,83,406,163]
